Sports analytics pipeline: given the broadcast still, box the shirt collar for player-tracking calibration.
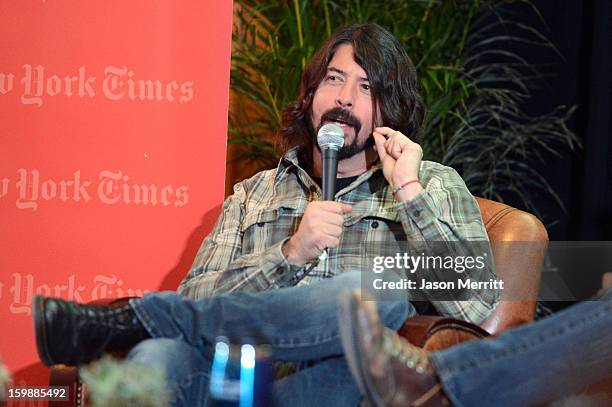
[275,147,384,196]
[274,147,304,185]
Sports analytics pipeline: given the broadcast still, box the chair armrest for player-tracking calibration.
[398,315,490,352]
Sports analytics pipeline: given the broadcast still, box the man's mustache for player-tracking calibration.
[319,108,362,135]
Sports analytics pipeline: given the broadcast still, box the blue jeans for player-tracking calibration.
[431,289,612,407]
[127,272,413,407]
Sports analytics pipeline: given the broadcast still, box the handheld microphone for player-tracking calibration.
[317,123,345,201]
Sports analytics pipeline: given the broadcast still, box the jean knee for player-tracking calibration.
[376,300,413,330]
[334,272,412,330]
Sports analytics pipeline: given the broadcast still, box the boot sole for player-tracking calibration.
[338,291,387,407]
[33,295,56,366]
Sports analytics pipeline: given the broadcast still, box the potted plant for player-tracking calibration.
[80,356,169,407]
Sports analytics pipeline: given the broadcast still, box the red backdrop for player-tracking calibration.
[0,0,233,393]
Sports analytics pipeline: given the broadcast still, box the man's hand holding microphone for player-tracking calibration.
[282,201,352,266]
[282,123,423,265]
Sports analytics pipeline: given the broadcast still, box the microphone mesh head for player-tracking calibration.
[317,123,345,150]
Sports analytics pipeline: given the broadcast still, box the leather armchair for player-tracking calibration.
[400,197,548,350]
[49,197,548,406]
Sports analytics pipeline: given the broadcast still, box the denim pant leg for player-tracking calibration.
[131,271,412,362]
[272,300,414,407]
[127,338,212,407]
[430,290,612,407]
[273,357,361,407]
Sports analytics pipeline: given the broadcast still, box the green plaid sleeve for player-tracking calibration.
[177,181,302,300]
[396,163,499,324]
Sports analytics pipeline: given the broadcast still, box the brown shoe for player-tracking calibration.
[339,291,449,407]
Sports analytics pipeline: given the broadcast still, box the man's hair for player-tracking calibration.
[278,23,426,165]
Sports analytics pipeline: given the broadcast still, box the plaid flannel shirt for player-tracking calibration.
[179,148,498,324]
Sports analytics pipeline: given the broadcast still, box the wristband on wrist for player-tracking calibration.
[393,179,419,195]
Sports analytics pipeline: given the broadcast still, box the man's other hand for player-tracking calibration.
[373,127,424,202]
[282,201,352,265]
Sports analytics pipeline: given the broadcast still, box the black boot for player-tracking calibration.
[33,295,150,366]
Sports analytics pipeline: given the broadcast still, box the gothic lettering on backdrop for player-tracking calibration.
[0,0,232,378]
[0,64,195,106]
[1,272,150,316]
[0,169,189,210]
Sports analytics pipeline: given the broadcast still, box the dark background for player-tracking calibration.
[504,0,611,240]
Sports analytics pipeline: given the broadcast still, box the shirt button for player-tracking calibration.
[371,221,379,229]
[413,210,421,217]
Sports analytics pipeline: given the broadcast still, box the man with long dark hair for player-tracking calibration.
[33,24,497,406]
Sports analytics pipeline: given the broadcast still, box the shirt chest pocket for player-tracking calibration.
[241,206,302,254]
[338,210,403,273]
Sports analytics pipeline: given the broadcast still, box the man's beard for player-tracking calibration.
[335,134,375,160]
[311,107,374,160]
